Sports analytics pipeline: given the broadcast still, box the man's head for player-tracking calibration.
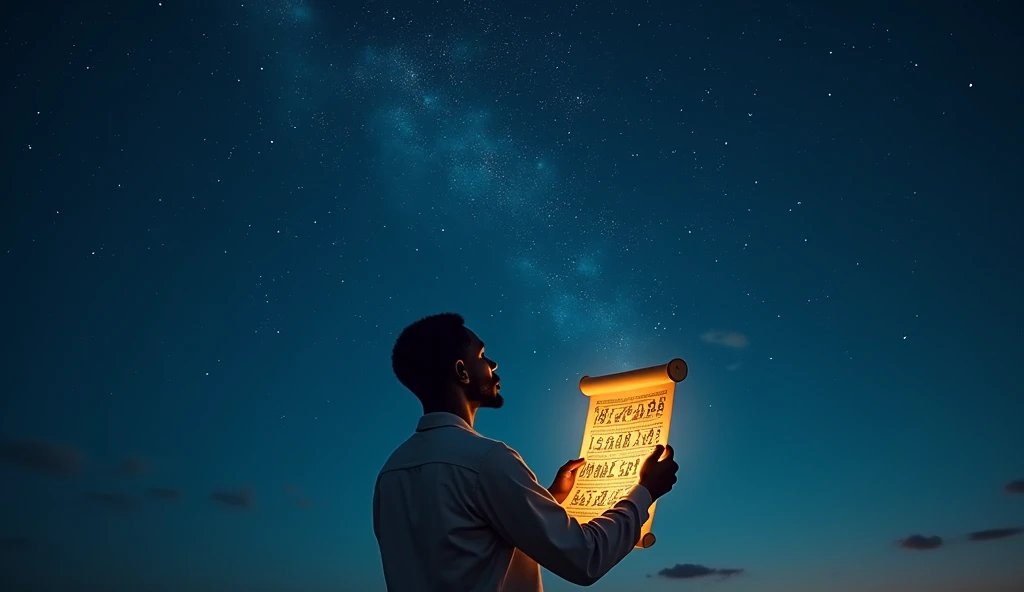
[391,313,503,412]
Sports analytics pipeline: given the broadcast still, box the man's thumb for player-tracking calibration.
[648,444,664,461]
[563,458,586,472]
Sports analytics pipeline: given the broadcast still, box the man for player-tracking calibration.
[373,313,679,591]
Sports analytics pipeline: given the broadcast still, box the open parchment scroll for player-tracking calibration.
[561,358,688,549]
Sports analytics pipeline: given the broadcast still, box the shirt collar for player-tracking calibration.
[416,411,476,434]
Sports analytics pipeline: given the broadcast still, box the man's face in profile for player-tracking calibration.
[461,328,503,409]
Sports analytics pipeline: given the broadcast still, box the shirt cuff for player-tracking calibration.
[621,484,653,523]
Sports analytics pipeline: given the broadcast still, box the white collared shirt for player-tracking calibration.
[372,412,653,591]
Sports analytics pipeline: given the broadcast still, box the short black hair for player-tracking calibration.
[391,312,471,403]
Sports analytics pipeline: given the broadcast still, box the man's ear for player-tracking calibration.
[455,360,470,384]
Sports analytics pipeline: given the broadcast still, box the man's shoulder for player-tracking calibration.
[377,428,515,476]
[465,434,530,477]
[459,430,525,461]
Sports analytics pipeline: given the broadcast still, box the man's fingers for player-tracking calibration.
[644,444,674,463]
[561,458,586,473]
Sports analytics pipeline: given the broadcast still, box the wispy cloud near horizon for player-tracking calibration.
[85,492,138,512]
[968,528,1022,542]
[211,488,253,509]
[149,487,183,501]
[0,438,83,475]
[700,330,750,350]
[654,563,745,580]
[900,534,943,550]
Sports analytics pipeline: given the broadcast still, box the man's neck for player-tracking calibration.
[422,398,477,427]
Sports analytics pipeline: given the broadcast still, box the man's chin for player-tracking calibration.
[481,392,504,409]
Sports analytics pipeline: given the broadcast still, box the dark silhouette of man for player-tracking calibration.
[373,313,679,591]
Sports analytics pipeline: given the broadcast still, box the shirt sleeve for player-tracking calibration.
[473,442,653,587]
[371,476,380,541]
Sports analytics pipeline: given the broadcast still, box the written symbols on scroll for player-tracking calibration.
[568,394,667,509]
[592,396,666,426]
[562,359,687,549]
[568,487,631,508]
[587,428,661,452]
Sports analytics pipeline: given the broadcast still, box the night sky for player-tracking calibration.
[3,1,1023,591]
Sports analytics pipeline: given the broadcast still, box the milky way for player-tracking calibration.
[249,0,672,367]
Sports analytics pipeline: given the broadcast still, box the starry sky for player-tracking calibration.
[2,1,1023,591]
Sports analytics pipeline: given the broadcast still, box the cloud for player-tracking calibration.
[0,536,33,552]
[85,492,138,512]
[656,563,745,580]
[968,527,1023,542]
[148,487,183,501]
[726,362,742,371]
[0,438,83,475]
[284,484,312,507]
[1005,480,1024,494]
[899,534,943,550]
[113,457,148,476]
[701,330,750,350]
[211,488,253,509]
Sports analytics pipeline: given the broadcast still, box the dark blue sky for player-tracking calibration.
[3,1,1023,591]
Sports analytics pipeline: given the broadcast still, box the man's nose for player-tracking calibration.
[490,360,498,371]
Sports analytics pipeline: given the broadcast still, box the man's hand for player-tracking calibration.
[548,458,586,504]
[638,444,678,501]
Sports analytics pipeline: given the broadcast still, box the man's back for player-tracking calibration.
[372,412,653,592]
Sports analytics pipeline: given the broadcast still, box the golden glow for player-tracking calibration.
[562,358,687,549]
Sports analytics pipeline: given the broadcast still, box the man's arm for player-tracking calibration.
[371,476,381,542]
[474,442,653,587]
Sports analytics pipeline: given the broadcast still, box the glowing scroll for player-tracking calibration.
[562,358,688,549]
